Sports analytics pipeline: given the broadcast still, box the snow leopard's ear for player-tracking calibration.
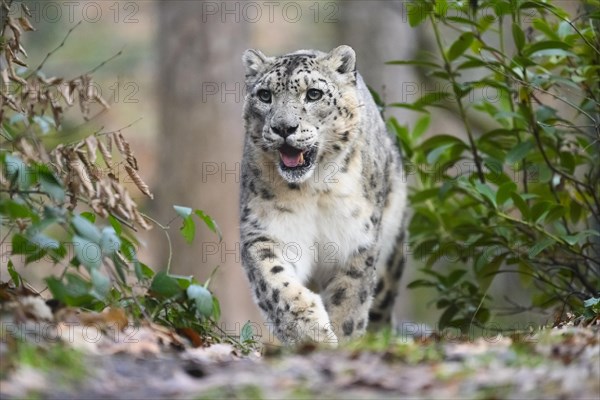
[242,49,272,78]
[325,45,356,75]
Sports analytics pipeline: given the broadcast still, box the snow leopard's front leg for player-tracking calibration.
[241,234,339,346]
[321,249,377,341]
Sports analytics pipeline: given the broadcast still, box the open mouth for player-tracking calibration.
[278,144,316,171]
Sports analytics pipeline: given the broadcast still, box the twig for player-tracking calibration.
[530,118,600,212]
[141,213,174,273]
[0,189,50,196]
[26,21,82,79]
[95,117,143,137]
[537,2,600,57]
[108,212,137,232]
[469,286,489,331]
[490,65,599,126]
[86,48,124,75]
[429,14,485,183]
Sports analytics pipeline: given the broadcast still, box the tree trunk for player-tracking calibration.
[154,0,261,330]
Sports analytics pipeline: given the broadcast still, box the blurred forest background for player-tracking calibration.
[12,0,563,333]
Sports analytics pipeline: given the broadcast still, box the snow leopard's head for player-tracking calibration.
[243,46,359,184]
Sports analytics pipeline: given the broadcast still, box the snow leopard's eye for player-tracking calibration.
[306,88,323,102]
[257,89,272,103]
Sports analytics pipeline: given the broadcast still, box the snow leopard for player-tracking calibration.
[240,45,407,345]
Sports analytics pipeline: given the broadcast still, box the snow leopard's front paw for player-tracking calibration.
[274,291,338,347]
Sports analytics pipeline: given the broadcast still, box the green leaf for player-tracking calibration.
[7,259,21,287]
[407,1,432,27]
[367,85,385,110]
[28,232,60,251]
[150,271,183,299]
[560,230,600,246]
[447,269,467,285]
[496,181,517,206]
[439,304,459,330]
[91,269,110,300]
[532,18,559,40]
[418,134,468,153]
[474,307,490,324]
[169,273,195,290]
[73,235,102,270]
[523,40,572,57]
[412,114,431,139]
[517,260,534,287]
[195,210,222,241]
[133,259,144,281]
[474,182,497,208]
[583,297,600,309]
[11,234,36,256]
[39,177,65,202]
[80,212,96,223]
[180,215,195,244]
[46,274,96,307]
[407,279,436,289]
[545,205,566,223]
[388,117,412,159]
[71,214,102,243]
[531,201,553,224]
[510,192,529,220]
[0,200,35,219]
[120,237,138,262]
[111,252,128,283]
[506,141,534,164]
[240,321,255,343]
[4,154,27,182]
[173,205,192,218]
[448,32,475,61]
[528,237,555,258]
[186,284,213,318]
[108,215,123,236]
[100,227,121,256]
[140,263,154,279]
[477,254,506,291]
[36,164,65,202]
[212,296,221,321]
[426,143,455,164]
[45,277,70,304]
[457,58,488,70]
[512,23,526,52]
[410,188,441,204]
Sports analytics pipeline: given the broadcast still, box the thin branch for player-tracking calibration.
[538,2,600,57]
[530,119,600,211]
[86,48,124,75]
[26,21,82,79]
[430,14,485,183]
[108,212,137,232]
[490,65,599,125]
[95,117,143,137]
[141,213,173,274]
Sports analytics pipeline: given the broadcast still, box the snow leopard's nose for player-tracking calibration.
[271,124,298,138]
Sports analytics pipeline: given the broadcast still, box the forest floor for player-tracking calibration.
[1,295,599,399]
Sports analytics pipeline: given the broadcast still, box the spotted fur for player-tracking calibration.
[240,46,407,345]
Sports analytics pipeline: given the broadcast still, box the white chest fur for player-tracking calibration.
[253,161,374,283]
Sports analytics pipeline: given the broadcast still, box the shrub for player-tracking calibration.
[388,0,599,330]
[0,2,240,346]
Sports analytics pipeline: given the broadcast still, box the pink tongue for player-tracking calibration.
[280,151,302,168]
